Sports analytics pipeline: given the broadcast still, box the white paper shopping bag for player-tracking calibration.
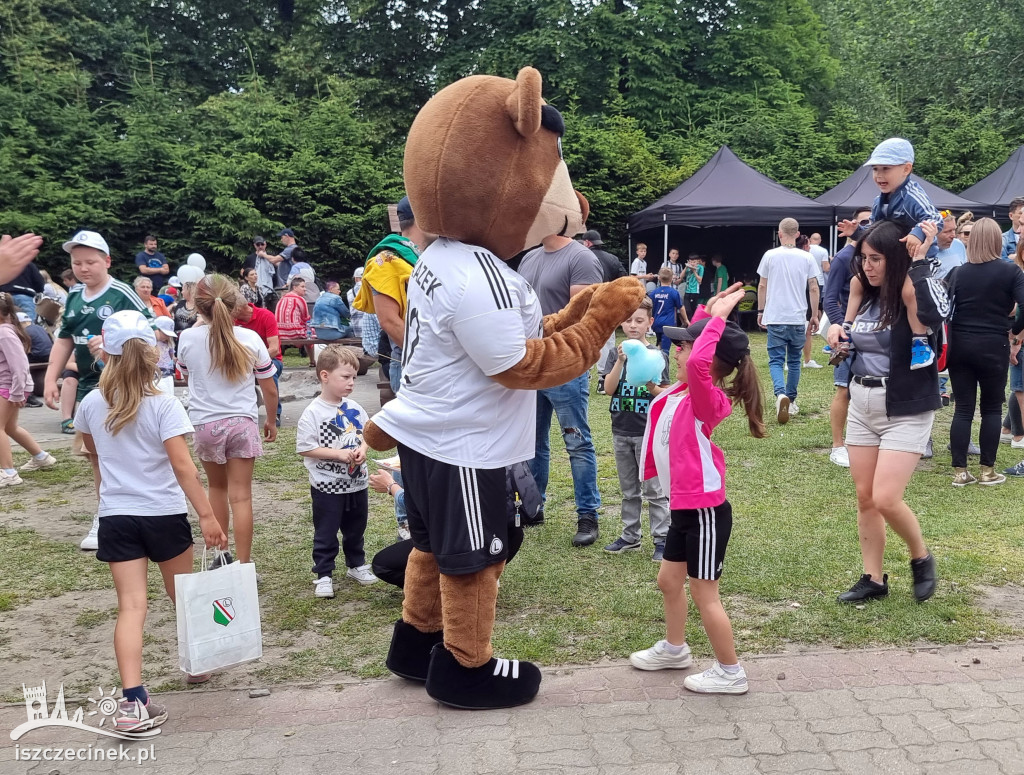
[175,554,263,675]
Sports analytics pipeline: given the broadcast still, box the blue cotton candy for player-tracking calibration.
[621,340,665,387]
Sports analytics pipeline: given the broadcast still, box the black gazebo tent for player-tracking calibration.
[959,146,1024,221]
[626,146,832,277]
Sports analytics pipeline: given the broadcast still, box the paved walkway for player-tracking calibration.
[3,642,1023,774]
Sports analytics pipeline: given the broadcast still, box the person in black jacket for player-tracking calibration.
[827,220,947,605]
[582,230,625,282]
[0,262,45,322]
[945,218,1024,485]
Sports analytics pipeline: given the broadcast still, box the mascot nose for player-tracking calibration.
[575,190,589,224]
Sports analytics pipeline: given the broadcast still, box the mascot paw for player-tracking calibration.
[425,643,541,709]
[364,419,398,452]
[594,276,647,315]
[386,620,444,682]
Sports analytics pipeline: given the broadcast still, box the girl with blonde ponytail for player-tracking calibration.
[75,310,226,730]
[176,274,278,567]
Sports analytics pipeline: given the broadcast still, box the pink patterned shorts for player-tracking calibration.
[193,416,263,464]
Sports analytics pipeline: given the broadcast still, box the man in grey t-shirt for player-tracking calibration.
[517,235,604,548]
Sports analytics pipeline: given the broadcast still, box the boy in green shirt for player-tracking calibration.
[44,231,151,550]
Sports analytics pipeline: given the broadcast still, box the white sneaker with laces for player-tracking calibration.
[629,640,692,671]
[683,661,749,694]
[20,453,57,472]
[346,564,378,585]
[314,576,335,598]
[80,514,100,551]
[0,470,23,487]
[829,446,850,467]
[803,360,823,369]
[789,403,799,416]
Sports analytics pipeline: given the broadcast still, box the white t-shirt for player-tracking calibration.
[371,238,544,468]
[176,326,275,425]
[296,396,369,494]
[74,392,194,518]
[630,257,648,276]
[809,244,830,278]
[756,246,818,325]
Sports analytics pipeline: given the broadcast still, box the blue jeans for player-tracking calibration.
[313,325,353,341]
[272,358,283,422]
[389,345,402,394]
[766,324,805,402]
[13,294,35,322]
[530,373,600,520]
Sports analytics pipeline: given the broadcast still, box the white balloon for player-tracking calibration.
[186,253,207,270]
[177,265,203,284]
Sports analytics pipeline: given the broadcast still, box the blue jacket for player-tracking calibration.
[1001,228,1019,263]
[823,243,855,325]
[854,178,943,259]
[311,293,350,330]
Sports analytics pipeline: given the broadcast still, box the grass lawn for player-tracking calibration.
[2,331,1022,686]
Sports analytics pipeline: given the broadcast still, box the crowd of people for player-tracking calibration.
[1,131,1023,724]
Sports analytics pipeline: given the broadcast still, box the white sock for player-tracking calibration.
[662,640,687,655]
[3,468,16,475]
[33,451,48,460]
[719,662,741,674]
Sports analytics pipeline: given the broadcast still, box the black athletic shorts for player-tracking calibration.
[663,501,732,580]
[96,513,194,563]
[397,443,509,575]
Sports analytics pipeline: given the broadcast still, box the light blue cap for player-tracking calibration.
[865,138,914,166]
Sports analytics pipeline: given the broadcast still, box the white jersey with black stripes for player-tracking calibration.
[370,238,544,468]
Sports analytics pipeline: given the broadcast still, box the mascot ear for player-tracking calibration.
[505,67,543,138]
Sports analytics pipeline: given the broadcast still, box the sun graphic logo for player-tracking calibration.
[87,686,120,728]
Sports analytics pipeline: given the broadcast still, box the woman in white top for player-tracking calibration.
[177,275,278,567]
[75,310,226,732]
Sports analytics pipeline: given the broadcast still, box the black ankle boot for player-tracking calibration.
[425,643,542,709]
[386,620,444,682]
[910,554,936,602]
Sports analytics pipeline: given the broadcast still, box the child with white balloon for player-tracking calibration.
[597,296,672,561]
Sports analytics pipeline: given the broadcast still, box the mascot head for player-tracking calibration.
[403,67,588,260]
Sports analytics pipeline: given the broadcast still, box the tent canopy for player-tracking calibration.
[628,146,832,231]
[815,166,988,215]
[959,146,1024,220]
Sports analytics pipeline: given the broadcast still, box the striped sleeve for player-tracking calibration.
[474,252,513,310]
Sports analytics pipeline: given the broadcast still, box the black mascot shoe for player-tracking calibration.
[425,643,542,709]
[386,619,444,682]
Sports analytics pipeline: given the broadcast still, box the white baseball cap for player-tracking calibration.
[16,312,31,324]
[102,310,156,354]
[353,266,364,278]
[153,316,177,338]
[62,230,110,256]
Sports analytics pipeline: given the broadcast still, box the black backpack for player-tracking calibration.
[506,462,542,527]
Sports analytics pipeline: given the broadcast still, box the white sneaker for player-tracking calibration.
[314,576,335,598]
[629,640,692,671]
[346,564,378,585]
[19,453,57,472]
[683,661,749,694]
[1012,438,1024,449]
[80,514,100,551]
[829,446,850,467]
[1000,433,1013,445]
[804,360,823,369]
[397,521,411,541]
[775,394,790,424]
[789,403,800,416]
[0,470,23,487]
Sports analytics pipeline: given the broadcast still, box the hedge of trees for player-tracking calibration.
[1,0,1021,280]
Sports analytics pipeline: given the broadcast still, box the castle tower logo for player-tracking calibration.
[9,682,161,741]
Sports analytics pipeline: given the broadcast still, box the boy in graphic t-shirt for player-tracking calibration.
[296,345,376,598]
[598,297,671,562]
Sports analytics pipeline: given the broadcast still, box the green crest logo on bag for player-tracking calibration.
[212,598,235,627]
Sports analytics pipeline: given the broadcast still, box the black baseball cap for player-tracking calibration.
[582,229,603,245]
[662,318,750,368]
[253,235,266,244]
[277,228,295,238]
[396,196,414,222]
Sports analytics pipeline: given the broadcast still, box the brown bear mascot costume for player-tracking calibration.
[363,67,645,710]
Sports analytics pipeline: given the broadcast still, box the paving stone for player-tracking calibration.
[875,712,933,746]
[756,752,838,772]
[805,714,880,734]
[904,741,989,763]
[732,721,786,755]
[515,734,593,754]
[517,746,596,770]
[978,740,1024,775]
[963,721,1024,742]
[817,729,898,752]
[773,720,825,753]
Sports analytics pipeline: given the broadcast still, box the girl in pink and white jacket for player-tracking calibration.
[630,284,765,694]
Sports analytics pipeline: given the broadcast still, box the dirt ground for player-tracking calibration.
[0,477,338,704]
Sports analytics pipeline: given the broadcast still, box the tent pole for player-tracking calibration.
[663,217,669,268]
